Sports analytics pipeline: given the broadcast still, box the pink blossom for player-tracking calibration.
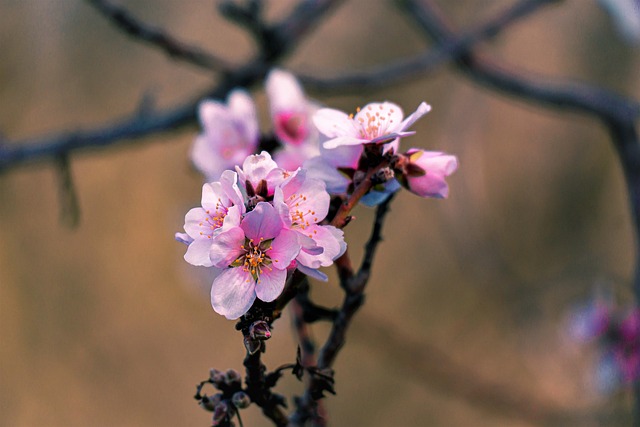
[403,149,458,199]
[191,90,259,181]
[273,170,346,280]
[267,69,317,147]
[178,171,245,267]
[209,202,301,319]
[266,69,321,169]
[314,101,431,149]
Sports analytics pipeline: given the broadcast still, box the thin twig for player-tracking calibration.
[86,0,234,72]
[291,195,396,425]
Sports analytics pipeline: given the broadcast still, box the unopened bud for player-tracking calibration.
[231,391,251,409]
[371,167,394,184]
[199,393,222,412]
[209,368,225,386]
[212,401,229,425]
[225,369,242,387]
[249,320,271,340]
[244,336,260,355]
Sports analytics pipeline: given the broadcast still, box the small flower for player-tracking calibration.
[178,171,245,267]
[191,90,259,181]
[209,202,301,319]
[235,151,290,199]
[273,170,346,280]
[314,101,431,149]
[401,149,458,199]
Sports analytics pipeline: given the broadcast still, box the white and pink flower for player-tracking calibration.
[314,101,431,149]
[177,170,245,266]
[273,169,346,280]
[208,202,301,319]
[191,90,259,181]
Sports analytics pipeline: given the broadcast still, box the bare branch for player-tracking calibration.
[86,0,234,72]
[298,0,563,93]
[400,0,640,421]
[398,0,640,123]
[291,195,396,425]
[0,0,345,173]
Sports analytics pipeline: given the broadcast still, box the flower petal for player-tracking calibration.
[209,226,246,268]
[313,108,356,138]
[255,268,287,302]
[211,268,256,319]
[184,238,214,267]
[397,102,431,133]
[323,135,368,149]
[241,202,283,243]
[296,264,329,282]
[269,229,301,270]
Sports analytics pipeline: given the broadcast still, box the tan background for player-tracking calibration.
[1,0,639,426]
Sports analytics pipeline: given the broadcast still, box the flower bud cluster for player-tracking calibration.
[197,368,250,427]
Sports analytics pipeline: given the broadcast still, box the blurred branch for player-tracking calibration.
[397,0,640,123]
[298,0,562,93]
[86,0,234,72]
[0,0,344,174]
[399,0,640,421]
[291,195,395,426]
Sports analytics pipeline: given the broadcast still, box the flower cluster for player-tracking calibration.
[568,297,640,391]
[177,152,345,319]
[306,101,458,205]
[191,69,319,182]
[179,68,458,320]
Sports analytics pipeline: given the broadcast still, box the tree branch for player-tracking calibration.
[298,0,563,93]
[400,0,640,421]
[397,0,640,123]
[86,0,234,72]
[291,195,396,425]
[0,0,345,174]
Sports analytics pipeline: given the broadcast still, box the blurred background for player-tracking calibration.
[1,0,639,425]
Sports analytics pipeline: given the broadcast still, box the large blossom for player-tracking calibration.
[209,202,301,319]
[191,90,259,181]
[266,69,321,169]
[177,171,245,266]
[314,101,431,149]
[273,170,346,280]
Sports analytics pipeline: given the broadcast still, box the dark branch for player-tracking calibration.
[298,0,562,93]
[291,195,396,425]
[398,0,640,124]
[86,0,234,72]
[0,0,345,174]
[400,0,640,421]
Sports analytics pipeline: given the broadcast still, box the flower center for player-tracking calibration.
[353,105,395,140]
[236,238,275,281]
[198,199,228,238]
[286,193,318,229]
